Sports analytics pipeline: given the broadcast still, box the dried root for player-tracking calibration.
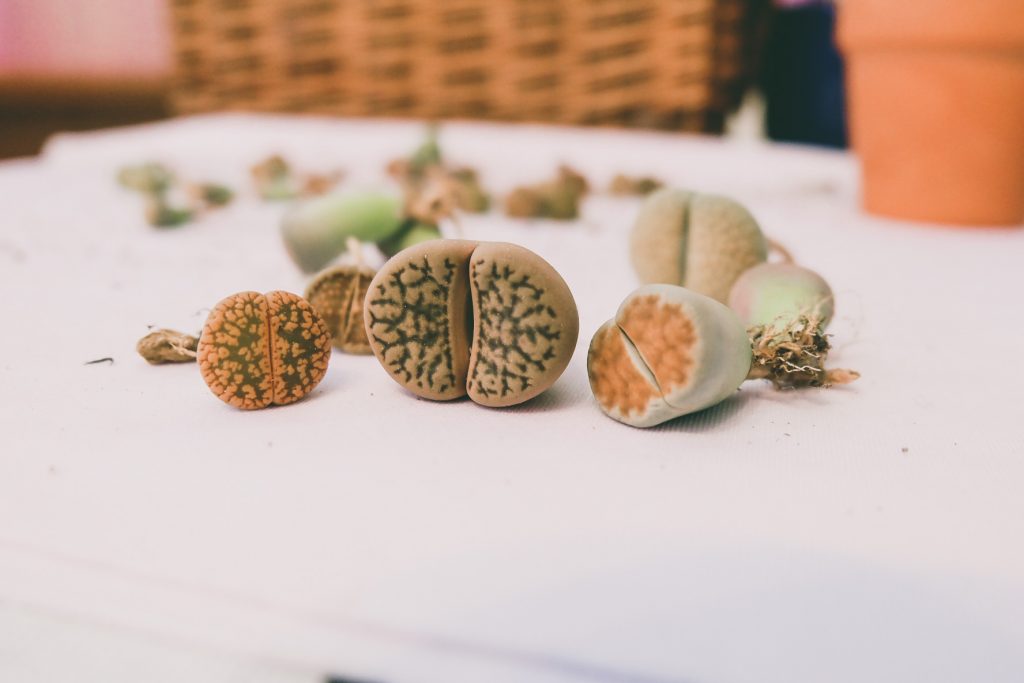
[504,165,590,220]
[746,314,859,389]
[251,155,344,200]
[609,174,663,196]
[137,329,199,364]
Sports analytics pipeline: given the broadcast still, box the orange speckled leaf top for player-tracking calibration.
[587,285,751,428]
[198,290,331,409]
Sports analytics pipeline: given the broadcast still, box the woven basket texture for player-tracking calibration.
[170,0,759,132]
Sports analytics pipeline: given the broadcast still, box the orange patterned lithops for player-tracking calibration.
[198,291,331,409]
[364,239,579,407]
[588,285,752,428]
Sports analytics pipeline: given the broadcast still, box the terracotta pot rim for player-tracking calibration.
[837,0,1024,52]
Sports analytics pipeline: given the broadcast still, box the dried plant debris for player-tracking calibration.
[145,199,194,228]
[193,183,234,207]
[504,165,590,220]
[118,162,234,228]
[304,264,376,354]
[387,127,491,221]
[137,329,199,364]
[609,174,663,196]
[251,155,344,201]
[118,163,174,194]
[746,314,859,389]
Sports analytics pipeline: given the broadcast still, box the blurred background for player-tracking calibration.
[2,0,1020,225]
[0,0,848,158]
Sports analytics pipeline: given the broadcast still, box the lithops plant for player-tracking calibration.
[377,220,442,258]
[588,285,752,428]
[630,189,768,303]
[728,262,835,330]
[364,240,579,407]
[281,192,404,273]
[197,291,331,409]
[388,127,491,217]
[305,265,376,354]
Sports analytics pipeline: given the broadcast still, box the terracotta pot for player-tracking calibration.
[838,0,1024,226]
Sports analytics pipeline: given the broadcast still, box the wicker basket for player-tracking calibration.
[169,0,759,132]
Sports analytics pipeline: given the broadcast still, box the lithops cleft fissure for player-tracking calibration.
[677,199,691,287]
[365,240,578,407]
[588,285,752,428]
[198,291,331,409]
[630,189,768,303]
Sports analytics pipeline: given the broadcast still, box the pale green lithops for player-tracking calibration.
[281,192,404,273]
[729,262,835,329]
[588,285,752,428]
[364,239,579,407]
[377,221,442,258]
[630,189,768,303]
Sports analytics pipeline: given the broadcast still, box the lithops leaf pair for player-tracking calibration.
[364,240,579,407]
[282,192,404,273]
[305,265,376,354]
[630,188,768,303]
[728,262,834,330]
[588,285,751,428]
[198,291,331,409]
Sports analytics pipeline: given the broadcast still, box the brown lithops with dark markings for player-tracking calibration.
[305,265,376,354]
[364,239,578,407]
[198,290,331,409]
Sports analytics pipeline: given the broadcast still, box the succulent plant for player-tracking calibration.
[118,163,175,194]
[364,239,579,407]
[281,192,404,273]
[409,124,442,174]
[145,199,194,228]
[728,262,835,330]
[588,284,752,428]
[196,183,234,207]
[376,220,442,258]
[197,290,331,409]
[609,174,663,196]
[305,265,376,354]
[630,188,767,303]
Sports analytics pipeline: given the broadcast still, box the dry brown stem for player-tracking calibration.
[609,174,663,196]
[767,237,795,264]
[137,329,199,364]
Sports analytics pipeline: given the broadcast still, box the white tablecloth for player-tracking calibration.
[2,114,1022,683]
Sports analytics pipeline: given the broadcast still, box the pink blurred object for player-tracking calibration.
[0,0,171,77]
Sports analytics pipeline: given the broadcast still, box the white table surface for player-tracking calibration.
[1,114,1022,683]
